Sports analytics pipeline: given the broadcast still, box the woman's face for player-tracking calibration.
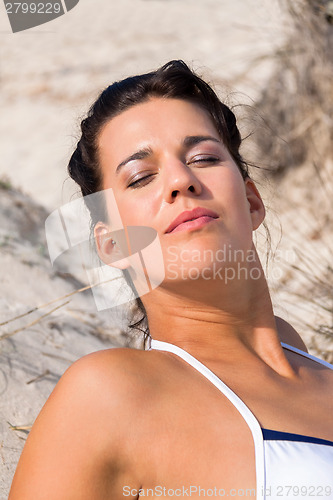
[96,97,264,287]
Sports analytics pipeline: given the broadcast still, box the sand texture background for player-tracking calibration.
[0,0,332,496]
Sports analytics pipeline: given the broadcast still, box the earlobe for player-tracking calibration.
[245,178,265,230]
[94,222,130,270]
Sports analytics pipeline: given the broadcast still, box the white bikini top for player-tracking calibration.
[148,339,333,500]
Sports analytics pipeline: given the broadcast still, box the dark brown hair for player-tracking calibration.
[68,60,250,345]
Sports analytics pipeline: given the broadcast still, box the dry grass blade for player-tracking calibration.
[8,422,33,432]
[0,276,122,327]
[42,351,75,363]
[26,370,50,385]
[0,300,70,341]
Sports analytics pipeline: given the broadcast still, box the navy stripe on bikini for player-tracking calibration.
[261,428,333,447]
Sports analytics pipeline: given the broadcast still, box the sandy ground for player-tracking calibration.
[0,0,286,210]
[0,0,332,497]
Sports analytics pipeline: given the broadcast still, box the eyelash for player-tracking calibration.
[128,174,155,188]
[127,157,219,189]
[189,156,219,166]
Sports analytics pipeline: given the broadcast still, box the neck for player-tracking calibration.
[142,252,296,376]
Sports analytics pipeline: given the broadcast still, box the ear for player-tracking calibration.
[245,178,265,230]
[94,222,131,270]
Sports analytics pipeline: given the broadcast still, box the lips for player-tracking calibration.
[165,207,219,234]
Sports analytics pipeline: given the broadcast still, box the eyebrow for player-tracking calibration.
[116,147,153,174]
[115,135,221,174]
[183,135,221,148]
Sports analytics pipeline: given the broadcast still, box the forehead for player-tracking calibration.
[97,97,220,167]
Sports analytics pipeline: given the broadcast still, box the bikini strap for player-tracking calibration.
[149,338,266,498]
[281,342,333,370]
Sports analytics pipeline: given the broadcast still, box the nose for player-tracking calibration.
[162,159,202,203]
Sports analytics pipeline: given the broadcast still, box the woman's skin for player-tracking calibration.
[9,98,333,500]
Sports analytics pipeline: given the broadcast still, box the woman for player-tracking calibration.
[9,60,333,500]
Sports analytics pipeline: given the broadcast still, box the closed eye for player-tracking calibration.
[128,174,155,189]
[188,156,220,166]
[127,156,219,188]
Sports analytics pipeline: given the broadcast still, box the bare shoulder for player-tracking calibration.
[9,347,152,500]
[275,316,308,352]
[61,346,153,397]
[35,345,156,433]
[40,347,154,420]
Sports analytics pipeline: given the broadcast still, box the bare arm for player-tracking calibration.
[8,350,141,500]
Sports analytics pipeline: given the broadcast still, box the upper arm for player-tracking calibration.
[8,350,140,500]
[275,316,308,352]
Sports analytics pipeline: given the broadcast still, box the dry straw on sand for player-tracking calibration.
[251,0,333,355]
[254,0,333,174]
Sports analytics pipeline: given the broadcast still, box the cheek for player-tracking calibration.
[209,169,247,208]
[112,194,155,228]
[211,171,253,237]
[112,178,163,228]
[101,173,150,227]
